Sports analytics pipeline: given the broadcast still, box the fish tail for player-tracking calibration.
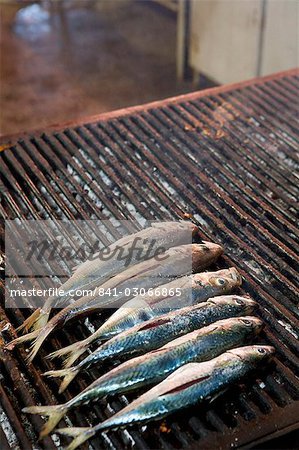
[32,310,50,331]
[16,309,41,334]
[22,404,67,438]
[63,344,88,368]
[16,308,51,334]
[26,325,53,363]
[46,341,80,361]
[56,427,95,450]
[47,340,88,368]
[6,329,40,350]
[43,367,79,393]
[46,342,78,359]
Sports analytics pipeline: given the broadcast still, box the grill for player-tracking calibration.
[0,68,298,449]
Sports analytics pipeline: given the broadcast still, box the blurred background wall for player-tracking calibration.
[0,0,297,136]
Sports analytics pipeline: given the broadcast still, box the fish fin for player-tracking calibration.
[46,343,78,361]
[6,329,40,350]
[164,374,211,395]
[56,427,95,450]
[22,404,66,438]
[52,342,88,368]
[32,310,50,331]
[43,368,79,393]
[46,340,86,368]
[46,344,76,360]
[16,309,41,334]
[63,345,87,368]
[26,326,53,363]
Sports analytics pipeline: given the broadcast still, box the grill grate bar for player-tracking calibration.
[207,92,299,177]
[177,102,298,228]
[268,79,299,105]
[0,426,10,450]
[148,106,296,282]
[87,121,182,218]
[200,95,299,192]
[58,130,143,222]
[280,78,299,95]
[232,89,299,157]
[132,110,299,305]
[1,71,299,450]
[165,102,299,251]
[65,127,157,223]
[234,87,299,153]
[172,102,299,243]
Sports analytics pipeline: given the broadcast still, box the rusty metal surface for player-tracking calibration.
[0,69,299,449]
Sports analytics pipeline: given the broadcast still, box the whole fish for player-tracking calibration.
[9,243,223,362]
[48,267,241,368]
[19,221,199,332]
[56,345,275,450]
[23,316,262,437]
[45,295,255,392]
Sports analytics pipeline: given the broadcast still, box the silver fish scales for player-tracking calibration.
[55,345,275,450]
[48,266,240,368]
[23,316,262,438]
[10,242,224,362]
[45,294,255,392]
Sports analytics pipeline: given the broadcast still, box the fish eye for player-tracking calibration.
[242,319,252,326]
[258,348,266,354]
[217,278,226,286]
[235,298,244,305]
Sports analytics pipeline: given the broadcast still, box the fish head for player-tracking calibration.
[188,316,263,345]
[209,295,257,315]
[228,345,275,366]
[193,267,242,293]
[201,241,223,257]
[231,296,257,314]
[237,316,264,337]
[214,316,263,339]
[191,242,223,269]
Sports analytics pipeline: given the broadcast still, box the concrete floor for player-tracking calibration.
[0,0,211,137]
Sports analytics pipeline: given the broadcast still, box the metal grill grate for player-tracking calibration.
[0,69,298,449]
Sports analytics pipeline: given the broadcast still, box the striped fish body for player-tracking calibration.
[67,316,262,407]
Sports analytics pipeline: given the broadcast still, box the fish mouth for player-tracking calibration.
[227,345,275,360]
[233,296,257,310]
[201,241,223,256]
[257,345,275,357]
[228,268,242,285]
[238,316,263,330]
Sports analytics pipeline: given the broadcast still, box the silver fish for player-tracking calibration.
[56,345,275,450]
[45,295,255,392]
[22,316,262,437]
[18,221,199,332]
[48,267,240,368]
[10,243,223,362]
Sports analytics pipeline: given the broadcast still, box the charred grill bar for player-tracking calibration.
[0,69,298,449]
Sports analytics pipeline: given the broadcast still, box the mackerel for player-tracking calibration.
[23,316,262,437]
[45,295,254,392]
[10,243,223,362]
[18,221,198,332]
[56,345,275,450]
[48,266,240,368]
